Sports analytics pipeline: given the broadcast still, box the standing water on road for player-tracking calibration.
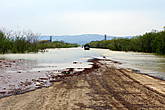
[0,48,102,97]
[100,49,165,79]
[0,47,165,97]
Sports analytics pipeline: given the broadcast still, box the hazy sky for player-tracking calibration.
[0,0,165,36]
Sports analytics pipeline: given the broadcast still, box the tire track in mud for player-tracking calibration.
[78,62,165,110]
[105,69,165,109]
[120,69,165,102]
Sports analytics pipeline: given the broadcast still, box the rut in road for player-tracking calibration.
[75,63,165,110]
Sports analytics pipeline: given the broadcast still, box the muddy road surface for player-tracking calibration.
[0,60,165,110]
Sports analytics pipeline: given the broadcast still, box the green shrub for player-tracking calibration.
[87,28,165,55]
[0,31,79,54]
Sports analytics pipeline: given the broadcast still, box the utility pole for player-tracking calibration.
[50,36,52,42]
[104,34,107,40]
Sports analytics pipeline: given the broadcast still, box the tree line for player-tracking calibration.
[87,28,165,55]
[0,30,79,54]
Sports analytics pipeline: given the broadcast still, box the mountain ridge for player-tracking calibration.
[39,34,132,45]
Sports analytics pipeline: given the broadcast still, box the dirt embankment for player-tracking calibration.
[0,59,165,110]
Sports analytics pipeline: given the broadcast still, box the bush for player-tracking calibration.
[0,30,79,54]
[87,28,165,55]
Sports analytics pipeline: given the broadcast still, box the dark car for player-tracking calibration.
[84,44,90,50]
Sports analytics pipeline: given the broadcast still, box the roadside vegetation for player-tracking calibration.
[0,30,79,54]
[87,28,165,55]
[37,41,79,50]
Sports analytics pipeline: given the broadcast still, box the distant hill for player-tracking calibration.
[38,34,132,45]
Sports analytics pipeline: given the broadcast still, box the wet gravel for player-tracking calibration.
[0,59,90,98]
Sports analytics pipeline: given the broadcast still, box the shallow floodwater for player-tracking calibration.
[0,48,165,97]
[0,47,165,78]
[0,48,100,71]
[100,49,165,79]
[0,48,103,97]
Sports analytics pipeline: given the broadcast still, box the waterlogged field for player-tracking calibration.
[0,47,165,97]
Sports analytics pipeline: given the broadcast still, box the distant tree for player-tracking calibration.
[87,28,165,55]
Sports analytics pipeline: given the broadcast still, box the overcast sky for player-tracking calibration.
[0,0,165,36]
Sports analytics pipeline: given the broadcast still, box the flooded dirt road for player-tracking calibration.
[1,48,165,98]
[0,59,165,110]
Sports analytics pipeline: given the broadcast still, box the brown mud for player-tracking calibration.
[0,59,165,110]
